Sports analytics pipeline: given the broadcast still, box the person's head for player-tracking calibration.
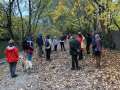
[8,39,14,47]
[78,32,81,35]
[54,36,56,39]
[38,32,42,37]
[95,34,101,41]
[46,35,50,39]
[78,32,82,37]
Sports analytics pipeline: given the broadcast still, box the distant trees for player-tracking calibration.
[0,0,120,41]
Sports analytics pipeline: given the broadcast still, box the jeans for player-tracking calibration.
[79,50,83,60]
[38,46,43,57]
[27,53,32,61]
[54,45,57,51]
[9,62,17,77]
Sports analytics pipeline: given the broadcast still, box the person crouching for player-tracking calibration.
[5,39,19,78]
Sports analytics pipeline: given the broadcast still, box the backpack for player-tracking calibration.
[45,39,51,49]
[26,40,33,48]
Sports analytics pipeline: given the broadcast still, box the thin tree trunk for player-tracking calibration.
[7,0,15,39]
[28,0,32,33]
[34,6,46,31]
[112,17,120,31]
[16,0,24,40]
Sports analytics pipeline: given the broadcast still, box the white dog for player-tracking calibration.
[19,55,32,72]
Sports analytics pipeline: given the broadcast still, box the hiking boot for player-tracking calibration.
[12,74,18,78]
[71,67,75,70]
[76,66,81,70]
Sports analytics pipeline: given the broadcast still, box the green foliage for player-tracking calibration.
[0,0,120,41]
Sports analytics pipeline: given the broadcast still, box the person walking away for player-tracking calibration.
[53,36,59,51]
[5,39,19,78]
[92,34,102,68]
[86,33,92,54]
[60,35,66,51]
[76,32,84,60]
[22,37,28,60]
[26,34,34,61]
[37,33,44,57]
[69,36,80,70]
[45,35,52,61]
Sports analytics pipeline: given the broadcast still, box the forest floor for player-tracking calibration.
[0,45,120,90]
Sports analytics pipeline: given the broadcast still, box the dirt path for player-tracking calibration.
[0,47,120,90]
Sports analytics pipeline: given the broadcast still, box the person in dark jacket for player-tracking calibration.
[37,33,44,57]
[60,35,66,51]
[26,33,34,61]
[22,38,28,60]
[45,35,52,61]
[22,38,28,52]
[86,33,92,54]
[69,35,80,70]
[5,39,19,78]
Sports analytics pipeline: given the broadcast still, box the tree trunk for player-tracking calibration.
[17,0,24,40]
[112,17,120,31]
[7,0,15,39]
[28,0,32,33]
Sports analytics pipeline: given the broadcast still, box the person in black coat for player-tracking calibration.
[86,33,92,54]
[36,33,44,57]
[60,35,66,51]
[69,35,80,70]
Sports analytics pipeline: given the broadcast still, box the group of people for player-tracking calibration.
[4,33,67,78]
[4,32,102,78]
[36,33,66,61]
[69,32,102,70]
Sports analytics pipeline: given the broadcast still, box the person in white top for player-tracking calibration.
[45,35,52,61]
[53,36,59,51]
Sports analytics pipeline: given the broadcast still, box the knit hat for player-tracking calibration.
[9,39,14,44]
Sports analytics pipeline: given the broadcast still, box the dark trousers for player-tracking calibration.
[60,42,65,51]
[9,62,17,77]
[86,44,90,54]
[79,50,83,60]
[54,45,57,51]
[38,46,43,57]
[45,48,51,60]
[71,55,79,69]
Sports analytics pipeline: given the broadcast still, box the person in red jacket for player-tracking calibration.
[5,39,19,78]
[76,32,84,60]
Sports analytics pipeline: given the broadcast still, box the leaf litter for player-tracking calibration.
[0,49,120,90]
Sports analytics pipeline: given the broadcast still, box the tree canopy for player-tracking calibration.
[0,0,120,40]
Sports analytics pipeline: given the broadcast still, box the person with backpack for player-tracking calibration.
[69,35,80,70]
[45,35,52,61]
[92,33,102,68]
[22,37,28,60]
[26,33,34,61]
[37,33,44,57]
[5,39,19,78]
